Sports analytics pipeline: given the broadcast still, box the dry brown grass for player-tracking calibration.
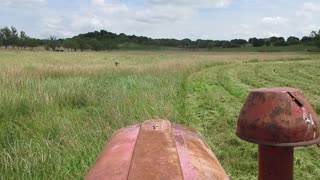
[0,51,315,77]
[1,50,319,179]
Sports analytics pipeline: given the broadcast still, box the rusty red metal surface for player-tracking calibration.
[172,123,198,180]
[236,87,320,180]
[86,119,229,180]
[172,123,229,180]
[127,120,184,179]
[86,124,140,180]
[236,87,320,146]
[258,145,293,180]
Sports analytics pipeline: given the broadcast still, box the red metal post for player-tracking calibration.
[258,145,293,180]
[236,87,320,179]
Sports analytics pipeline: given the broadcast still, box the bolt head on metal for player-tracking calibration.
[236,87,320,147]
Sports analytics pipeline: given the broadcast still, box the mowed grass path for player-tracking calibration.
[0,51,319,179]
[184,59,320,179]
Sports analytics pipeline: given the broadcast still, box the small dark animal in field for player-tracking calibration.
[115,62,120,67]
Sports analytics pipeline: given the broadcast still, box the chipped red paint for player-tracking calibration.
[86,120,229,180]
[85,124,140,180]
[236,87,320,146]
[236,87,320,180]
[172,123,198,180]
[127,120,184,180]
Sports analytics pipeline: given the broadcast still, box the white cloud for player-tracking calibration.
[2,0,320,40]
[296,2,320,21]
[134,6,196,24]
[40,13,113,38]
[71,15,110,30]
[38,0,131,38]
[146,0,231,8]
[264,32,280,37]
[0,0,46,8]
[302,2,320,12]
[133,0,230,24]
[261,17,288,25]
[91,0,128,14]
[298,24,317,36]
[0,0,234,39]
[294,2,320,36]
[238,24,250,29]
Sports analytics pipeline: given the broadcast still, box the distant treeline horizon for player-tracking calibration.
[0,26,320,51]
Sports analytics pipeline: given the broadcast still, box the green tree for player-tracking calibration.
[194,39,207,48]
[25,38,39,50]
[231,39,247,46]
[268,36,286,46]
[75,38,90,51]
[311,30,320,48]
[181,38,192,48]
[46,36,60,51]
[0,26,12,49]
[265,39,271,46]
[63,38,79,51]
[18,31,29,49]
[273,40,287,46]
[249,38,265,47]
[101,40,118,50]
[301,36,313,44]
[88,38,103,51]
[213,41,224,48]
[10,26,19,48]
[207,42,215,50]
[0,31,3,47]
[287,36,300,45]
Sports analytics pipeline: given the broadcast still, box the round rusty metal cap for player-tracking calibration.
[236,87,320,147]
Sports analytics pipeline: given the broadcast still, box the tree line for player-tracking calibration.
[1,26,320,51]
[0,26,41,50]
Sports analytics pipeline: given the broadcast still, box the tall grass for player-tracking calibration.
[0,51,319,179]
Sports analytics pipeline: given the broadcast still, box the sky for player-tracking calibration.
[0,0,320,40]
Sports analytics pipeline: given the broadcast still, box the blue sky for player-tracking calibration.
[1,0,320,40]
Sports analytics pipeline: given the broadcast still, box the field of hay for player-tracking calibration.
[0,51,320,179]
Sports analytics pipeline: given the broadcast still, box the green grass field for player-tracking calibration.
[0,51,320,179]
